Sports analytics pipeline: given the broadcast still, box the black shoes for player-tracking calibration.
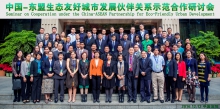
[171,99,175,103]
[13,98,17,102]
[160,100,164,103]
[81,95,87,102]
[54,99,58,103]
[152,99,158,102]
[127,99,132,103]
[133,99,137,103]
[147,100,150,103]
[140,99,145,103]
[60,99,64,102]
[96,99,100,103]
[84,95,87,102]
[93,99,96,103]
[165,98,170,102]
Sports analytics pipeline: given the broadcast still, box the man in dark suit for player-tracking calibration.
[76,42,88,60]
[126,47,139,103]
[49,27,57,42]
[139,51,152,103]
[108,35,119,54]
[53,43,66,61]
[74,41,80,52]
[108,26,120,42]
[137,24,149,41]
[63,36,72,52]
[172,33,183,45]
[101,46,111,61]
[79,26,87,41]
[53,52,67,103]
[157,26,163,37]
[96,33,106,55]
[160,31,171,44]
[92,27,98,40]
[149,27,158,41]
[72,34,81,49]
[43,33,50,48]
[167,27,175,43]
[84,31,95,51]
[88,43,97,60]
[102,29,109,43]
[120,34,132,53]
[119,27,125,41]
[35,28,45,45]
[114,44,127,61]
[128,27,136,44]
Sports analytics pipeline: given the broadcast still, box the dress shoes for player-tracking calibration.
[133,99,137,103]
[160,100,164,103]
[171,99,175,103]
[54,99,58,103]
[147,100,150,103]
[165,98,170,102]
[96,99,100,103]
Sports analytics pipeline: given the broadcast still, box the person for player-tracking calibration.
[108,26,120,42]
[172,44,179,58]
[84,31,95,51]
[72,34,81,49]
[68,27,76,43]
[102,29,108,43]
[42,51,54,104]
[150,48,165,103]
[79,52,90,102]
[43,33,50,48]
[198,53,211,103]
[133,35,142,50]
[160,31,169,44]
[47,41,53,51]
[157,26,163,37]
[119,27,125,41]
[126,47,139,103]
[30,52,42,103]
[53,52,67,103]
[101,46,111,61]
[116,54,128,103]
[137,24,149,41]
[134,44,141,59]
[142,34,153,51]
[177,41,184,55]
[164,40,171,52]
[185,38,197,53]
[114,44,127,61]
[164,51,177,103]
[175,52,186,102]
[32,46,40,60]
[53,43,66,61]
[38,41,44,54]
[35,28,45,45]
[66,51,79,103]
[49,27,57,42]
[120,34,132,53]
[79,26,87,41]
[76,42,88,60]
[63,36,72,52]
[102,53,116,103]
[147,45,154,58]
[60,31,66,42]
[184,50,198,103]
[172,33,183,45]
[92,27,98,40]
[42,47,50,61]
[12,50,24,102]
[89,51,103,103]
[51,41,58,52]
[128,27,136,44]
[88,44,97,60]
[20,54,32,103]
[151,36,161,50]
[96,33,106,55]
[64,45,74,60]
[183,43,197,60]
[166,27,175,41]
[139,51,152,103]
[54,34,64,45]
[108,35,119,53]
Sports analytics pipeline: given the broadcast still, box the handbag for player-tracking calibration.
[12,79,21,90]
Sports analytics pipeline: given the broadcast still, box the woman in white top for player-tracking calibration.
[38,41,44,54]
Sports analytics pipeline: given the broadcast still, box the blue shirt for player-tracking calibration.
[150,55,165,72]
[178,47,184,55]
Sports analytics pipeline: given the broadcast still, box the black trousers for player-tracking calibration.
[200,84,209,101]
[140,78,151,100]
[54,79,64,100]
[21,76,31,100]
[165,77,176,99]
[31,76,42,100]
[92,76,101,100]
[127,72,138,100]
[12,76,21,100]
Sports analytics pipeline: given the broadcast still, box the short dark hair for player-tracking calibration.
[158,26,163,29]
[167,27,172,30]
[68,45,73,49]
[162,31,166,33]
[175,32,180,36]
[153,47,160,52]
[87,30,92,33]
[52,27,57,30]
[80,41,84,44]
[40,28,44,30]
[117,44,123,47]
[36,52,42,57]
[123,33,128,36]
[58,52,64,56]
[151,27,156,30]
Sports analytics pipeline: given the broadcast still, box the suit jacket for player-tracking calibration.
[125,55,139,76]
[36,34,45,45]
[120,40,132,53]
[63,42,73,52]
[167,34,175,43]
[30,60,42,77]
[49,33,57,42]
[101,52,116,61]
[79,32,87,42]
[102,35,109,43]
[139,58,152,80]
[84,37,95,51]
[137,30,149,41]
[134,51,141,59]
[95,39,106,55]
[42,59,54,75]
[92,34,98,40]
[89,59,103,77]
[172,38,183,45]
[108,41,119,53]
[108,33,120,42]
[53,51,66,61]
[88,50,95,61]
[42,39,49,47]
[53,60,67,79]
[114,51,127,61]
[163,59,177,78]
[72,40,80,49]
[160,37,172,44]
[118,33,125,41]
[76,49,88,60]
[151,43,161,50]
[128,33,136,44]
[149,34,158,41]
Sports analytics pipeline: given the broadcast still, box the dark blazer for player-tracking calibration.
[167,34,175,42]
[163,59,177,78]
[101,52,116,62]
[30,60,42,77]
[72,41,77,49]
[201,61,211,82]
[137,30,149,41]
[120,40,132,53]
[79,32,87,42]
[49,33,57,42]
[128,33,137,44]
[102,35,109,43]
[92,34,98,40]
[88,50,95,61]
[125,55,139,76]
[151,43,161,50]
[84,37,95,51]
[114,51,127,61]
[42,59,54,75]
[149,34,158,41]
[118,33,125,41]
[42,54,48,61]
[63,42,72,52]
[42,39,49,48]
[53,51,66,61]
[184,58,198,76]
[139,58,152,80]
[53,60,67,79]
[96,39,106,55]
[108,33,120,42]
[172,39,183,45]
[108,41,119,53]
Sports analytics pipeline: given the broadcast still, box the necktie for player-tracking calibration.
[129,56,133,71]
[120,34,123,39]
[66,43,69,50]
[99,40,102,49]
[124,41,126,48]
[131,34,133,43]
[142,59,145,64]
[103,35,105,40]
[87,38,90,44]
[45,40,47,45]
[112,41,115,51]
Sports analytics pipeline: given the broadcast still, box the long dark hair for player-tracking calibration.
[198,52,209,62]
[164,51,174,61]
[13,50,24,62]
[175,52,183,62]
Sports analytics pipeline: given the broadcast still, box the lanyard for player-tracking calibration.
[154,56,159,64]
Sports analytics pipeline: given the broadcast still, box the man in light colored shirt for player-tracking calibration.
[150,48,165,103]
[68,27,76,43]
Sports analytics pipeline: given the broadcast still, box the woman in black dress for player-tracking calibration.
[79,52,90,102]
[102,53,116,103]
[116,54,128,103]
[12,50,24,102]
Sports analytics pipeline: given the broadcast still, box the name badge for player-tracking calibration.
[112,48,114,51]
[49,67,52,71]
[99,46,101,49]
[60,69,63,73]
[156,65,159,69]
[38,69,41,74]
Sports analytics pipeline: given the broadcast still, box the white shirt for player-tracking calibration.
[49,59,52,65]
[59,60,62,66]
[68,33,76,43]
[40,48,44,54]
[40,34,44,40]
[95,59,99,67]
